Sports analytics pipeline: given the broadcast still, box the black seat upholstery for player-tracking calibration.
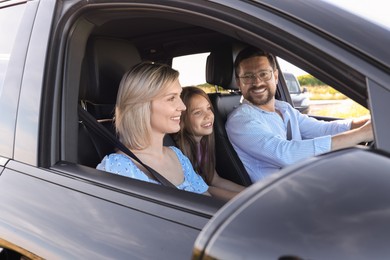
[206,44,252,186]
[78,37,142,167]
[79,37,142,118]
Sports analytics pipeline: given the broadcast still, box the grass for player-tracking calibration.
[305,85,370,118]
[306,85,347,100]
[310,100,370,118]
[197,83,370,119]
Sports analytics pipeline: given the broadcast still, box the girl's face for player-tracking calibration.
[150,79,186,135]
[187,94,214,142]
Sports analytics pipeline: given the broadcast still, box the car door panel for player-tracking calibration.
[0,161,207,259]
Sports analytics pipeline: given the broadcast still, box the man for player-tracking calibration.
[226,46,373,182]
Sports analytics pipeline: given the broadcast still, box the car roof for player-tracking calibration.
[258,0,390,71]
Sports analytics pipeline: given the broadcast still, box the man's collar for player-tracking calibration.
[242,98,287,113]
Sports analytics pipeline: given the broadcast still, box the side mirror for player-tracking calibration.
[302,87,308,93]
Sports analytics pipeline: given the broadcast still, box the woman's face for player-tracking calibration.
[187,94,214,142]
[150,79,186,135]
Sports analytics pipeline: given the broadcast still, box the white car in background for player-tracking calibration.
[283,72,310,114]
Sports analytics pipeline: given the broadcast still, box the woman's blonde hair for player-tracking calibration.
[115,61,179,149]
[174,86,216,184]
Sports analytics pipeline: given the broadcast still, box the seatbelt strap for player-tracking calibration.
[78,106,177,188]
[286,120,292,141]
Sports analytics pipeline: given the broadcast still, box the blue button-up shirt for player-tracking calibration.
[226,99,351,182]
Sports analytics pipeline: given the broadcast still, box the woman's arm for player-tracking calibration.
[205,171,246,201]
[207,186,239,202]
[211,171,245,193]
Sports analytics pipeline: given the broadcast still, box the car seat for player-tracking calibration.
[206,44,252,186]
[78,37,142,167]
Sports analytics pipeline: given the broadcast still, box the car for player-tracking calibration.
[1,0,390,259]
[283,72,310,114]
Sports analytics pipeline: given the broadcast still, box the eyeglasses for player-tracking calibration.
[238,70,273,84]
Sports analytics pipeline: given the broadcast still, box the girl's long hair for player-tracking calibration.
[175,86,215,184]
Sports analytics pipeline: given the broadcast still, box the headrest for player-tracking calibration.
[206,44,238,90]
[80,37,142,105]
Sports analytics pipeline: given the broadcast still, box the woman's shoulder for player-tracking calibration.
[168,145,183,156]
[167,146,195,176]
[96,153,154,182]
[167,146,193,166]
[97,153,131,170]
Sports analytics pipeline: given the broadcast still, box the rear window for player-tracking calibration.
[0,3,26,95]
[172,52,209,87]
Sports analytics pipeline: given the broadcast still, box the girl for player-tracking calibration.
[97,62,209,195]
[175,86,245,201]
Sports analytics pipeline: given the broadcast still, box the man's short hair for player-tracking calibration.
[234,46,277,78]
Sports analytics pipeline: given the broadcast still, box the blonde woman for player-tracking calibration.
[175,86,244,201]
[97,62,209,195]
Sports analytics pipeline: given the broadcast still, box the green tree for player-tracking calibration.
[298,74,324,86]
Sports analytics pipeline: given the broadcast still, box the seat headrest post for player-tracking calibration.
[214,84,219,93]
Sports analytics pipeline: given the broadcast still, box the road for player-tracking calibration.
[309,99,353,115]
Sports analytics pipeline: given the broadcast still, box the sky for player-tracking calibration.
[173,1,390,85]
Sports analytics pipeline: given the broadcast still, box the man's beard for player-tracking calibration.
[245,86,274,106]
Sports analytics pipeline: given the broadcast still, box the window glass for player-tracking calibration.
[0,4,26,95]
[277,57,370,118]
[172,52,217,92]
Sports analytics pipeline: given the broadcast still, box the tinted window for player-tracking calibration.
[279,60,369,119]
[0,4,26,95]
[0,3,27,157]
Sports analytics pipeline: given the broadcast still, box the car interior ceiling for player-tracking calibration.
[85,12,236,59]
